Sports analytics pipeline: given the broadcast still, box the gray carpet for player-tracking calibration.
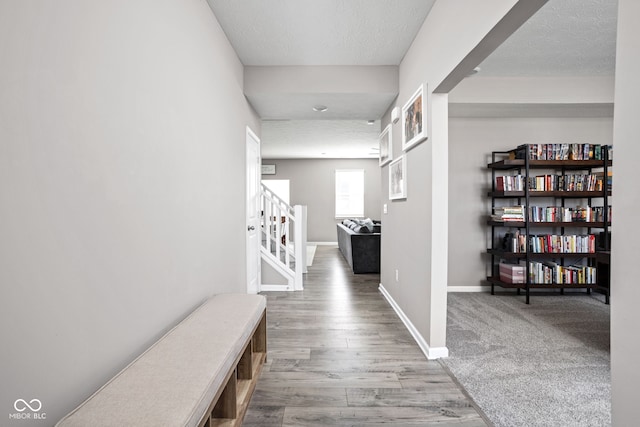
[443,292,610,427]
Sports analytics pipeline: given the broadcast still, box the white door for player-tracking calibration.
[246,127,261,294]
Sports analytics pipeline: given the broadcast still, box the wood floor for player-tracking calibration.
[243,245,489,426]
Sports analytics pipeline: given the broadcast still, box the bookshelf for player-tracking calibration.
[487,143,611,304]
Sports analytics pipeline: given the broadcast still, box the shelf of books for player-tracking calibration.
[486,143,611,304]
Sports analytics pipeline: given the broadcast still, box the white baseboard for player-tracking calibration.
[448,286,491,293]
[260,284,293,292]
[309,241,338,246]
[379,284,449,360]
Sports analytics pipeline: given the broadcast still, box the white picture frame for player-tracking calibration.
[379,123,393,167]
[389,155,407,200]
[402,83,427,151]
[261,164,276,175]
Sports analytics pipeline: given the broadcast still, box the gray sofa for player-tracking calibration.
[337,219,381,274]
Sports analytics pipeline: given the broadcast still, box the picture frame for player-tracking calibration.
[402,84,427,151]
[389,155,407,200]
[261,164,276,175]
[379,123,393,167]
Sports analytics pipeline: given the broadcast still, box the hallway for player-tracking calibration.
[244,246,489,426]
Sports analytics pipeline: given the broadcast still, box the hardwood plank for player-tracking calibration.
[249,387,348,407]
[267,311,400,320]
[242,406,284,427]
[346,387,472,407]
[257,371,401,388]
[397,370,462,388]
[268,336,349,348]
[246,246,489,426]
[309,347,427,360]
[399,379,464,389]
[267,348,311,360]
[269,321,402,331]
[282,406,485,426]
[397,370,461,382]
[267,328,380,339]
[346,336,418,347]
[268,358,447,374]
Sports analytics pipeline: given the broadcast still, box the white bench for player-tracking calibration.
[56,293,267,427]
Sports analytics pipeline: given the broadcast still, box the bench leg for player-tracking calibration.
[253,313,267,355]
[212,370,237,419]
[237,343,253,380]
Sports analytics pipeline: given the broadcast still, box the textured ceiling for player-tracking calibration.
[206,0,436,66]
[204,0,434,158]
[205,0,618,158]
[478,0,618,77]
[247,93,397,121]
[261,120,381,159]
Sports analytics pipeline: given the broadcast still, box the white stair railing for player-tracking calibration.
[260,184,307,291]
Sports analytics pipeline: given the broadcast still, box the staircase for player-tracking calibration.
[260,184,307,291]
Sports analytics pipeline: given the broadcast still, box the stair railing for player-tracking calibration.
[260,184,307,290]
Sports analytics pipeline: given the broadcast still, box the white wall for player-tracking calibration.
[611,0,640,423]
[450,76,615,104]
[263,159,381,242]
[447,117,614,289]
[0,1,259,425]
[381,0,528,357]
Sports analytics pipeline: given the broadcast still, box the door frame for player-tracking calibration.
[246,126,261,294]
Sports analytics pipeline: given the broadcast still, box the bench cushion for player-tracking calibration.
[56,293,266,427]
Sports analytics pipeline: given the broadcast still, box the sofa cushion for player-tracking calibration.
[342,218,377,233]
[352,224,372,233]
[342,219,355,227]
[359,218,375,233]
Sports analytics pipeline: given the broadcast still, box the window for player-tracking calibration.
[335,169,364,218]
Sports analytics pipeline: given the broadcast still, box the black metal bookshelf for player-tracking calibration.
[487,144,611,304]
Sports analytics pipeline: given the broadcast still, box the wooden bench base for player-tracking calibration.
[201,312,266,427]
[56,294,267,427]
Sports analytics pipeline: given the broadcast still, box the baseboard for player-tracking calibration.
[260,284,293,292]
[448,286,491,293]
[309,241,338,246]
[379,284,449,360]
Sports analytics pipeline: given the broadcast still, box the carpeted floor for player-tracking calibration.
[443,292,610,427]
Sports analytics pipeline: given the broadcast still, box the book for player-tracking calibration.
[527,261,596,284]
[495,175,525,192]
[515,143,605,161]
[525,234,595,254]
[525,173,603,192]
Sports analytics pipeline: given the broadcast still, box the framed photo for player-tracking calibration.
[261,164,276,175]
[402,84,427,151]
[389,155,407,200]
[379,124,392,166]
